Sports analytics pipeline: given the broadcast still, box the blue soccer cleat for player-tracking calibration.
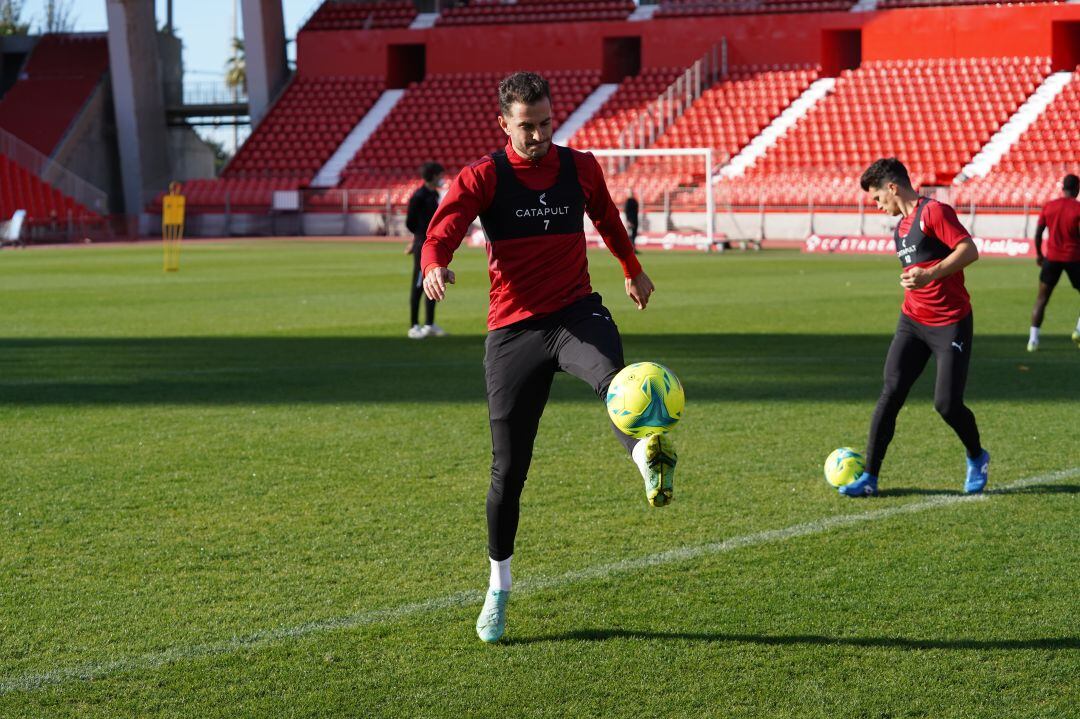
[476,588,510,643]
[965,449,990,494]
[839,471,878,497]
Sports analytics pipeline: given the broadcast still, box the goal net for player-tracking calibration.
[584,147,719,251]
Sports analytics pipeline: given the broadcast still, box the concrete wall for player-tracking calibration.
[167,126,215,182]
[52,79,122,213]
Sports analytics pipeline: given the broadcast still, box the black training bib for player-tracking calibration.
[894,197,951,267]
[479,146,586,242]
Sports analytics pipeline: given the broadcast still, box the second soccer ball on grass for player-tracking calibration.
[824,447,866,487]
[606,362,685,438]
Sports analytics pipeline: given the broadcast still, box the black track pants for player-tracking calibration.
[865,312,982,476]
[484,293,636,560]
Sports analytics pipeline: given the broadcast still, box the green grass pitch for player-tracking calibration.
[1,240,1077,718]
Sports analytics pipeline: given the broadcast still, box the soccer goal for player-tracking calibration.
[584,147,718,250]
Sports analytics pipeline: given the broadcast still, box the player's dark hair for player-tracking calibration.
[860,158,913,192]
[498,72,551,116]
[1063,174,1079,197]
[420,161,444,183]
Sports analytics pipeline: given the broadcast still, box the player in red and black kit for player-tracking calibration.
[839,158,989,498]
[1026,173,1080,352]
[421,72,676,643]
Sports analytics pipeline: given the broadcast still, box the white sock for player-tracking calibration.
[1075,315,1080,332]
[632,438,646,467]
[489,556,511,591]
[1029,326,1040,343]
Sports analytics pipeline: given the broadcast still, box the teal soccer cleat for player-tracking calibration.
[476,589,510,643]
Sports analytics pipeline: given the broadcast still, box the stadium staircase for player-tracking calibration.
[957,70,1073,181]
[719,74,834,178]
[312,89,406,188]
[954,68,1080,207]
[552,84,620,145]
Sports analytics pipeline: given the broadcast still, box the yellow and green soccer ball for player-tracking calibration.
[606,362,685,438]
[824,447,865,487]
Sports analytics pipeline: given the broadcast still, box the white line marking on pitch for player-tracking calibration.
[2,466,1077,695]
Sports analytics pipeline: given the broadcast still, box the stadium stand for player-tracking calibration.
[655,0,855,18]
[598,65,818,205]
[0,33,109,157]
[0,154,98,223]
[224,75,384,181]
[166,177,303,213]
[954,69,1079,207]
[336,69,602,205]
[301,0,417,31]
[569,67,687,150]
[161,75,386,212]
[877,0,1055,8]
[438,0,635,26]
[717,56,1050,206]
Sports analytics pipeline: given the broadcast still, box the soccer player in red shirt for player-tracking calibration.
[421,72,676,643]
[839,158,989,498]
[1026,173,1080,352]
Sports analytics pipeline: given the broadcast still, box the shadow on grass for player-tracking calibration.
[868,483,1079,498]
[989,483,1080,495]
[503,628,1080,651]
[0,333,1075,405]
[876,487,965,497]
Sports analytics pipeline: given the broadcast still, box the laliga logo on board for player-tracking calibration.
[972,236,1031,257]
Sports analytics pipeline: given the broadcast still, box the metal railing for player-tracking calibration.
[613,40,726,171]
[0,127,109,216]
[165,81,249,107]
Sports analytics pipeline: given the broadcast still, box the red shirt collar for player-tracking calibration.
[504,139,559,170]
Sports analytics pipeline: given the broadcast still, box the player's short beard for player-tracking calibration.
[524,139,549,157]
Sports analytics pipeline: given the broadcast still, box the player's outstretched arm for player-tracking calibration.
[626,271,655,310]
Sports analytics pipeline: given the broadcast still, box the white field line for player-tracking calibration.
[2,466,1077,695]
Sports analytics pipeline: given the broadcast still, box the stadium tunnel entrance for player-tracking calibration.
[1052,21,1080,71]
[388,44,426,89]
[821,29,862,78]
[602,36,641,84]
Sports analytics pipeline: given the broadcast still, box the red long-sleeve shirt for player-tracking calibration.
[422,140,642,330]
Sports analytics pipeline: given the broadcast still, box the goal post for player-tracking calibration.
[584,147,716,248]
